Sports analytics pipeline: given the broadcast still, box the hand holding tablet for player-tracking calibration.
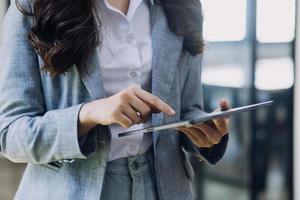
[176,99,231,148]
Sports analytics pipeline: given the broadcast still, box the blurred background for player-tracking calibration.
[0,0,299,200]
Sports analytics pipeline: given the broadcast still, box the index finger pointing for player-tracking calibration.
[134,88,175,115]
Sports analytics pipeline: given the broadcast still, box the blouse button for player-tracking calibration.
[129,71,138,78]
[125,33,135,43]
[127,144,138,156]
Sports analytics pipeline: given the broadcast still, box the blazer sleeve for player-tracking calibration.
[180,53,229,166]
[0,0,97,164]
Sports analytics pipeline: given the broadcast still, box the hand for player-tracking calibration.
[78,86,176,137]
[176,99,230,148]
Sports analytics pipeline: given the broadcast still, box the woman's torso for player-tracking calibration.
[97,0,153,162]
[0,0,201,199]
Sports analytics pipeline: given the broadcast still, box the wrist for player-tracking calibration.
[78,102,98,137]
[80,102,97,126]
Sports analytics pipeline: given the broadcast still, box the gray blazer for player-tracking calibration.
[0,0,228,199]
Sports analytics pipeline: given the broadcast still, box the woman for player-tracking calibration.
[0,0,230,199]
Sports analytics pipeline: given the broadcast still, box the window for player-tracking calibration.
[255,58,294,90]
[202,64,246,88]
[257,0,296,43]
[197,0,294,200]
[202,0,247,41]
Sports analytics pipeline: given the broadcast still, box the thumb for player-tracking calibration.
[211,99,231,125]
[219,99,231,111]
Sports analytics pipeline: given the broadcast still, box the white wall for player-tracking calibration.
[294,0,300,199]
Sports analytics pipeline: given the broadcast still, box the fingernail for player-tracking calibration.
[185,124,192,128]
[169,108,176,115]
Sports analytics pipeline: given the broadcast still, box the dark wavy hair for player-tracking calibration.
[16,0,204,76]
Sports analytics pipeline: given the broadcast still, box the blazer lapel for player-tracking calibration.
[79,48,107,100]
[149,4,184,142]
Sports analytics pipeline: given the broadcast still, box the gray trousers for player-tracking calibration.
[100,147,158,200]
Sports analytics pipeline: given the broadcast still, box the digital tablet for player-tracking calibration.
[118,100,274,137]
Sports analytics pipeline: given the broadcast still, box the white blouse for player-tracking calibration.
[97,0,154,161]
